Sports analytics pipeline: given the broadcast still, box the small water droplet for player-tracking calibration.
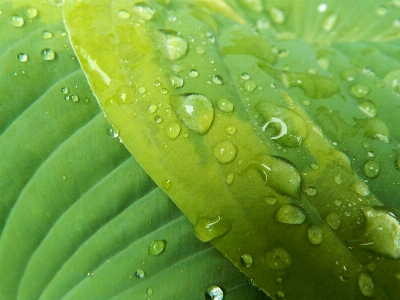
[364,160,380,179]
[154,115,163,123]
[277,49,289,58]
[264,247,292,271]
[266,196,277,205]
[334,175,342,185]
[148,240,166,256]
[217,98,234,113]
[133,2,155,20]
[205,285,224,300]
[225,125,236,135]
[340,69,358,81]
[310,163,319,170]
[308,226,323,245]
[326,212,341,230]
[170,93,213,135]
[303,186,317,196]
[268,7,285,24]
[71,94,79,103]
[351,180,370,196]
[157,29,187,61]
[163,179,172,190]
[169,75,184,88]
[26,7,38,19]
[358,273,375,298]
[64,95,70,101]
[213,140,237,164]
[160,87,168,94]
[107,126,119,138]
[17,53,28,62]
[276,290,285,298]
[244,80,257,92]
[195,46,205,54]
[61,175,67,181]
[139,87,146,94]
[146,288,153,295]
[240,254,253,267]
[241,72,250,80]
[351,84,370,99]
[164,122,181,140]
[226,172,234,184]
[42,30,53,39]
[212,75,223,85]
[359,100,377,117]
[135,269,145,279]
[61,87,69,94]
[323,13,337,31]
[117,9,130,19]
[189,69,199,77]
[148,104,157,114]
[41,48,56,61]
[375,5,387,16]
[194,215,232,242]
[275,204,306,225]
[10,15,24,27]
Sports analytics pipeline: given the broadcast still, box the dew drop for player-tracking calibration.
[64,95,70,101]
[384,69,400,92]
[135,269,145,279]
[42,30,53,39]
[170,93,213,135]
[61,175,67,181]
[276,290,285,298]
[240,254,253,267]
[323,13,337,31]
[359,100,377,117]
[148,240,166,256]
[358,273,375,298]
[107,126,119,138]
[241,72,250,80]
[268,7,285,24]
[169,75,184,88]
[139,87,146,94]
[212,75,224,85]
[195,46,205,54]
[351,180,370,196]
[26,7,38,19]
[205,285,224,300]
[189,69,199,77]
[334,175,342,185]
[71,94,79,103]
[133,2,155,20]
[264,247,293,271]
[61,87,69,94]
[194,216,232,242]
[326,212,341,230]
[244,80,257,92]
[275,204,306,225]
[375,5,387,16]
[213,140,237,164]
[351,84,370,99]
[160,87,168,94]
[148,104,157,114]
[217,98,234,113]
[41,48,56,61]
[308,226,323,245]
[225,125,237,135]
[303,186,317,196]
[146,288,153,295]
[157,29,187,61]
[165,122,181,140]
[154,115,163,123]
[163,179,172,190]
[117,9,130,19]
[226,172,235,184]
[266,196,277,205]
[10,15,24,27]
[17,53,28,62]
[364,160,380,179]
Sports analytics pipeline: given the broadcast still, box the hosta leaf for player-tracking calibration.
[0,1,267,299]
[63,0,400,299]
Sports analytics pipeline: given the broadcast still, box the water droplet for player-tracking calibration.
[334,175,342,185]
[117,9,130,19]
[217,98,234,113]
[323,13,337,31]
[358,273,375,298]
[163,179,172,190]
[244,80,257,92]
[275,204,306,225]
[61,87,69,94]
[107,126,119,138]
[318,3,327,13]
[157,29,187,61]
[396,155,400,171]
[17,53,28,62]
[148,104,157,114]
[164,122,181,140]
[189,69,199,77]
[266,196,277,205]
[223,172,235,185]
[326,212,341,230]
[376,5,387,16]
[169,75,184,88]
[256,102,308,148]
[195,46,205,54]
[212,75,223,85]
[264,247,293,271]
[71,94,79,103]
[357,118,390,144]
[277,49,289,58]
[194,216,232,242]
[268,7,285,24]
[133,2,155,20]
[364,160,380,179]
[160,87,168,94]
[42,30,53,39]
[10,15,24,27]
[240,254,253,267]
[225,125,236,135]
[61,175,67,181]
[351,84,370,99]
[310,163,319,170]
[135,269,145,279]
[246,154,301,199]
[146,288,153,295]
[154,115,163,123]
[241,72,250,80]
[359,100,377,117]
[64,95,70,101]
[308,226,323,245]
[148,240,166,256]
[139,87,146,94]
[170,93,214,135]
[205,285,224,300]
[213,141,237,164]
[351,180,370,196]
[362,206,400,259]
[26,7,38,19]
[276,290,285,298]
[340,68,358,81]
[41,48,56,61]
[303,186,317,196]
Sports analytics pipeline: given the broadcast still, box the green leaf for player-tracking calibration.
[0,1,267,299]
[63,0,400,299]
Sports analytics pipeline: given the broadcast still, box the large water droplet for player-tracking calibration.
[217,98,234,113]
[240,253,253,267]
[17,53,28,62]
[362,206,400,259]
[308,226,323,245]
[358,273,375,298]
[326,212,341,230]
[363,160,380,179]
[157,29,187,61]
[194,216,232,242]
[359,100,377,117]
[275,204,306,224]
[133,2,155,20]
[148,240,166,256]
[213,141,237,164]
[256,102,308,148]
[10,15,24,27]
[264,247,293,271]
[247,155,301,198]
[165,122,181,140]
[205,285,224,300]
[170,93,214,135]
[41,48,56,61]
